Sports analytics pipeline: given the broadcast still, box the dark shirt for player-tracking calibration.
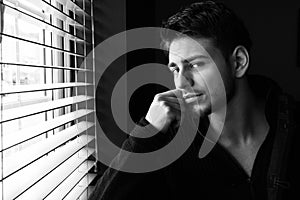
[89,76,299,200]
[162,124,275,200]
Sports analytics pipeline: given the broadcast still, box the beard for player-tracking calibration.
[192,78,235,119]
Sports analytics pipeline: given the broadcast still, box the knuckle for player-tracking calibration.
[165,106,171,112]
[159,101,167,107]
[165,107,173,117]
[154,94,162,101]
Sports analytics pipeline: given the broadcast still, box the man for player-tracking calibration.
[90,1,299,199]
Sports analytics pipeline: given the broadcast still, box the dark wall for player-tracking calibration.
[94,0,127,146]
[223,0,300,100]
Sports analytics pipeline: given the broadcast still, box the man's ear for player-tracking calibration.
[231,45,249,78]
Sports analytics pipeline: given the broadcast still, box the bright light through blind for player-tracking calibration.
[0,0,97,199]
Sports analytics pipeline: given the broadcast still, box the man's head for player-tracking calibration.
[161,1,252,116]
[162,0,252,61]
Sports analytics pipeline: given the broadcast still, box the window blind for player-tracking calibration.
[0,0,97,199]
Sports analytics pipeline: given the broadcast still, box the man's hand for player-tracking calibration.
[145,89,184,133]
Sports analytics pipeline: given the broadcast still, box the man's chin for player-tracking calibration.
[191,103,211,118]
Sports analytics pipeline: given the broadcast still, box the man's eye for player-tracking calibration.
[190,62,204,68]
[190,64,198,68]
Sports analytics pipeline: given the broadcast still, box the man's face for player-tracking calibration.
[168,36,234,117]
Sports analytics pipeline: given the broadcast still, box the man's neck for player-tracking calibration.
[211,77,269,148]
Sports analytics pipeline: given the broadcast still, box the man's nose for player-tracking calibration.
[175,69,194,89]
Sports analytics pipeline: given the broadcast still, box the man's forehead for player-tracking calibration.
[168,37,214,62]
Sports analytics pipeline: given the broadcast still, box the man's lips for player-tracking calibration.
[182,93,203,100]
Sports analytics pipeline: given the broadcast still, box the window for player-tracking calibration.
[0,0,97,199]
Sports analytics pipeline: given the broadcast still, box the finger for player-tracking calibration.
[158,95,184,104]
[156,89,184,99]
[160,100,184,112]
[155,90,186,105]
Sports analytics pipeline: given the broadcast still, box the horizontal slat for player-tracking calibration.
[3,109,94,150]
[1,3,89,44]
[2,136,95,200]
[0,62,92,71]
[16,158,95,199]
[3,0,45,19]
[0,33,85,57]
[2,96,50,110]
[64,173,97,200]
[3,122,94,179]
[1,95,93,123]
[0,82,91,95]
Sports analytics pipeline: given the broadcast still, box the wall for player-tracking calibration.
[93,0,127,148]
[225,0,300,100]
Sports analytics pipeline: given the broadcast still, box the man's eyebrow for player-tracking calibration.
[167,55,209,68]
[184,55,209,63]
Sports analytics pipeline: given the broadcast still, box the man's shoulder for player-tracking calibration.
[292,97,300,124]
[281,92,299,126]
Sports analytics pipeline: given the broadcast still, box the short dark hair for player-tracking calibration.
[161,0,252,59]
